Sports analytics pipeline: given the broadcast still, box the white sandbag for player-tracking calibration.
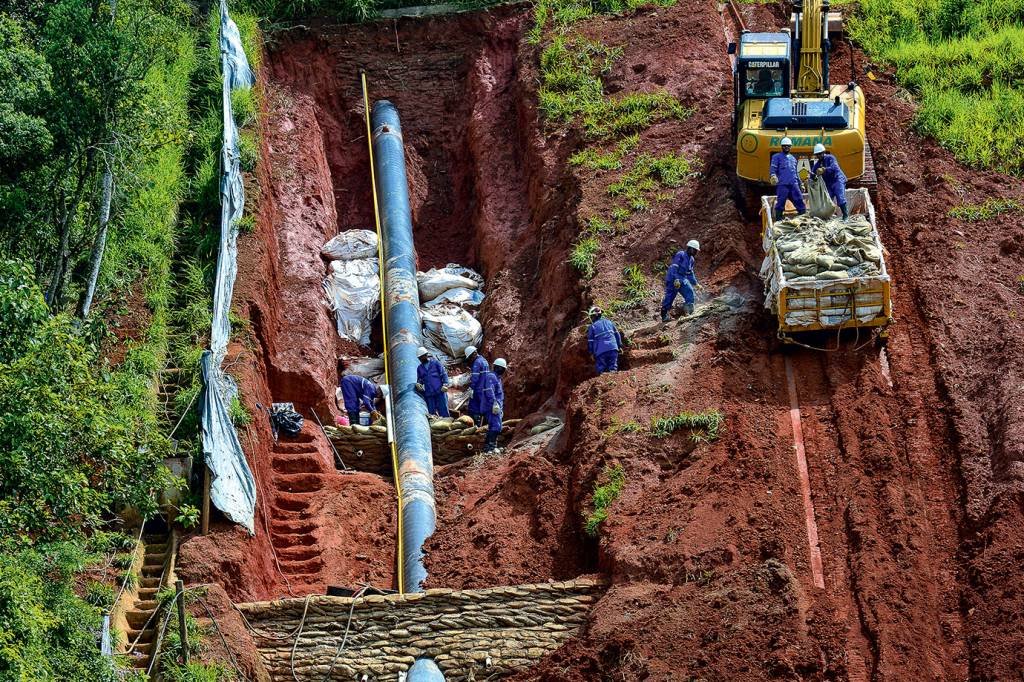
[440,264,484,288]
[424,287,485,309]
[321,230,378,261]
[417,268,480,301]
[808,176,836,220]
[421,304,483,361]
[323,258,380,345]
[342,355,385,382]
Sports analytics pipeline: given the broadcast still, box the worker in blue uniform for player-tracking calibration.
[811,142,849,219]
[660,239,702,322]
[769,137,807,221]
[463,345,490,426]
[586,306,623,374]
[481,358,507,453]
[415,346,450,417]
[338,373,381,425]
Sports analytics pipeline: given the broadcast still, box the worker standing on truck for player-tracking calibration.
[811,143,849,220]
[338,373,382,425]
[481,358,507,453]
[463,345,490,426]
[415,346,451,418]
[660,239,702,322]
[769,137,807,221]
[586,306,623,374]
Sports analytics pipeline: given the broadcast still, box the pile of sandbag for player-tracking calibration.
[771,214,882,283]
[417,264,484,365]
[322,230,380,346]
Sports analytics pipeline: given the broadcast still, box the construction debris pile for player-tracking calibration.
[768,214,882,283]
[324,416,521,473]
[418,265,484,365]
[322,229,380,345]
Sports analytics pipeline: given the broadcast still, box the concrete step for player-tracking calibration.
[126,628,154,644]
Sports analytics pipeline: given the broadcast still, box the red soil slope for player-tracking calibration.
[178,1,1023,678]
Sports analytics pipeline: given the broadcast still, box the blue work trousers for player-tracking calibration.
[425,392,450,417]
[661,279,695,311]
[775,183,806,215]
[595,350,619,374]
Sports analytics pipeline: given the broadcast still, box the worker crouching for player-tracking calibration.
[337,370,383,426]
[415,346,450,417]
[481,358,507,453]
[586,306,623,374]
[661,239,703,322]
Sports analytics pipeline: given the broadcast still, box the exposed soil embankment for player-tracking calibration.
[180,0,1023,678]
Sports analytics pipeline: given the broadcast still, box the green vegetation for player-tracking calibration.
[569,135,640,171]
[650,410,724,442]
[948,197,1023,221]
[605,417,643,435]
[0,0,259,674]
[622,264,653,303]
[608,152,697,213]
[583,464,626,536]
[569,236,600,278]
[850,1,1024,173]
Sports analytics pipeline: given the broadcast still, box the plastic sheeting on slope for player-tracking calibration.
[199,0,257,534]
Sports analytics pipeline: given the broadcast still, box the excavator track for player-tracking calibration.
[853,140,878,191]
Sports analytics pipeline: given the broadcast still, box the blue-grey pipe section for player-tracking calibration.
[408,659,446,681]
[371,100,437,595]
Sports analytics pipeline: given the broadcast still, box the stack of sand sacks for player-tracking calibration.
[772,214,881,283]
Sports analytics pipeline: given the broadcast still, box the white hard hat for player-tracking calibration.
[587,306,602,316]
[493,358,508,369]
[416,346,429,358]
[813,143,826,154]
[686,239,700,251]
[464,345,477,358]
[780,137,793,146]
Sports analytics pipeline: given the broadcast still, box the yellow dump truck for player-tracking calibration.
[760,188,892,342]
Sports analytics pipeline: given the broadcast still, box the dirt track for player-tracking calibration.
[176,0,1024,678]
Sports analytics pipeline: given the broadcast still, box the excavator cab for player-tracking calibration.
[730,1,872,188]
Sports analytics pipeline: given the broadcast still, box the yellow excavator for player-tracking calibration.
[729,0,874,188]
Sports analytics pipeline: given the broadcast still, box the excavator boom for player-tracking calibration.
[795,0,825,94]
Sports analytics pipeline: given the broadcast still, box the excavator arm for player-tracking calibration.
[793,0,830,95]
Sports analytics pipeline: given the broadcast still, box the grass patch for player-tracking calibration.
[622,264,653,303]
[850,2,1024,174]
[583,464,626,537]
[948,197,1022,221]
[569,236,600,278]
[650,410,724,442]
[605,417,642,435]
[608,152,697,213]
[570,134,640,171]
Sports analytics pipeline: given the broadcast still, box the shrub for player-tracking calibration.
[583,464,626,536]
[569,237,600,279]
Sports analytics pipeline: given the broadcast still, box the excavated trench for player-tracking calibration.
[179,5,595,606]
[176,1,1024,679]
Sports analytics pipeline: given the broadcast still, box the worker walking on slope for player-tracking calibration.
[586,306,623,374]
[481,358,507,453]
[415,346,450,417]
[660,239,703,322]
[811,143,849,220]
[463,345,490,426]
[338,372,382,425]
[770,137,807,221]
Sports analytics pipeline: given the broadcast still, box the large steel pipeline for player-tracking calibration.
[371,100,437,594]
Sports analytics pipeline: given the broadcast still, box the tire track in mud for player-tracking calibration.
[780,332,968,680]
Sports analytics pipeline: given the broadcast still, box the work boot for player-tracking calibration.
[840,203,849,220]
[660,309,670,323]
[683,303,694,316]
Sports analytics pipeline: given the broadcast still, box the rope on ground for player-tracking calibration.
[319,585,370,681]
[289,595,315,682]
[108,524,146,615]
[197,594,252,682]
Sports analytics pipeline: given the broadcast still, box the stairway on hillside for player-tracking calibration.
[124,534,172,672]
[157,366,183,435]
[268,438,329,591]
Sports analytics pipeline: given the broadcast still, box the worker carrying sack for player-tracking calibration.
[807,176,836,220]
[271,402,304,437]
